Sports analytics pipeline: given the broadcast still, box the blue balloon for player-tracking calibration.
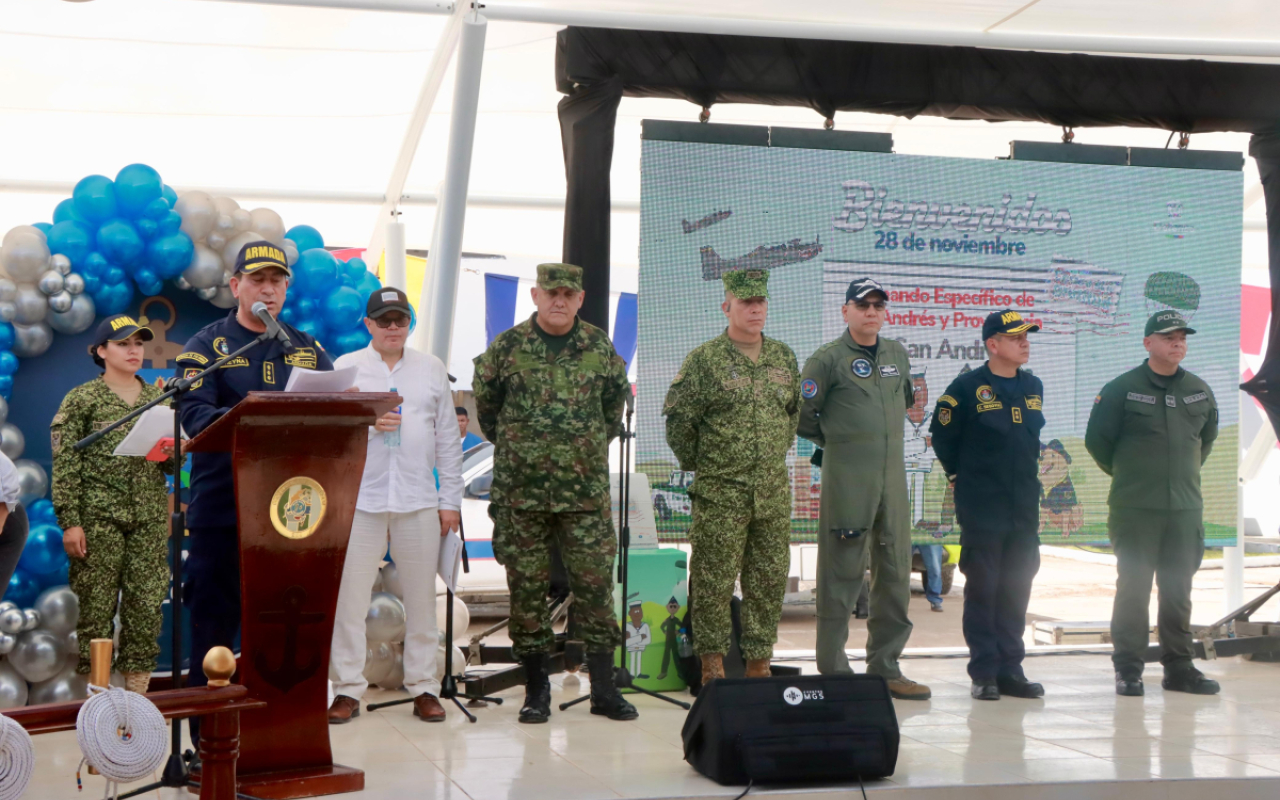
[159,210,183,236]
[278,307,296,325]
[0,352,17,377]
[285,225,324,254]
[0,376,12,400]
[143,197,171,221]
[40,561,69,592]
[134,268,163,296]
[113,164,163,218]
[342,258,368,286]
[92,278,135,316]
[147,232,194,279]
[136,218,159,241]
[19,525,67,577]
[331,327,372,356]
[47,220,95,267]
[3,570,40,608]
[321,286,364,331]
[161,184,178,206]
[33,222,52,234]
[0,324,13,352]
[293,317,328,344]
[53,198,88,225]
[82,274,101,295]
[292,248,339,298]
[97,218,145,265]
[73,175,118,223]
[295,297,317,320]
[24,499,56,524]
[104,266,125,284]
[355,270,382,301]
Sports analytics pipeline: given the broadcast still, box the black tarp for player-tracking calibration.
[555,27,1280,428]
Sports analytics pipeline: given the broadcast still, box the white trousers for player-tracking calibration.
[331,508,442,700]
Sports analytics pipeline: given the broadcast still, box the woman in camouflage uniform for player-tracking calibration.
[51,315,178,694]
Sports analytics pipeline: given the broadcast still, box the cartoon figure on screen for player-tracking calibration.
[656,596,682,680]
[904,366,934,528]
[625,600,651,679]
[1038,439,1083,538]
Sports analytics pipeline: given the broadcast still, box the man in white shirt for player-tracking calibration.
[328,287,464,724]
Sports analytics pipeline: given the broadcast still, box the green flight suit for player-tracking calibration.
[663,332,800,661]
[798,331,914,678]
[1084,360,1218,676]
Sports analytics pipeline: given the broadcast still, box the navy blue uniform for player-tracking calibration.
[929,364,1043,681]
[174,310,332,717]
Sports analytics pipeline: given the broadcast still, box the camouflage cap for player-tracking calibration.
[536,263,583,292]
[723,268,769,300]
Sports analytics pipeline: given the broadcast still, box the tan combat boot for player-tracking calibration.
[700,653,725,685]
[124,672,151,694]
[745,658,771,678]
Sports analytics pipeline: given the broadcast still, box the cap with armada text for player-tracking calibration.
[1145,310,1196,336]
[845,277,888,303]
[233,240,291,277]
[982,309,1040,341]
[723,268,769,300]
[536,263,583,292]
[367,286,412,319]
[89,314,154,354]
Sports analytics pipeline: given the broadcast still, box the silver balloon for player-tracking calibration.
[206,231,227,252]
[175,190,217,242]
[0,278,15,302]
[62,272,85,295]
[0,633,14,656]
[64,629,77,658]
[250,208,286,245]
[37,271,65,296]
[231,208,252,233]
[0,601,15,616]
[183,243,224,290]
[0,302,15,323]
[363,641,395,685]
[377,648,405,690]
[0,227,51,283]
[0,423,23,460]
[435,644,466,680]
[48,290,73,313]
[0,659,28,709]
[34,587,78,638]
[365,592,406,644]
[213,196,240,217]
[221,230,263,273]
[219,271,231,287]
[14,283,50,324]
[0,397,8,430]
[284,243,299,267]
[173,277,192,291]
[15,459,49,505]
[21,609,40,632]
[380,563,403,600]
[214,214,236,236]
[48,293,96,335]
[12,321,54,357]
[370,568,384,595]
[0,608,23,635]
[196,286,218,301]
[29,667,89,705]
[210,286,236,309]
[9,629,63,683]
[50,253,73,276]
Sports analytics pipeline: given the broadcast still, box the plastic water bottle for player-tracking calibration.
[384,386,401,448]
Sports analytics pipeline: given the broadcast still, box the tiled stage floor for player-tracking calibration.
[19,654,1280,800]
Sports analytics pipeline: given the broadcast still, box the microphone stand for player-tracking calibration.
[76,330,278,799]
[560,397,691,713]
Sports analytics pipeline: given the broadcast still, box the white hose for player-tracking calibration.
[0,715,34,800]
[76,685,167,799]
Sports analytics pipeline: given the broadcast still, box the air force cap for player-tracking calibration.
[982,309,1040,341]
[845,277,887,303]
[234,241,291,277]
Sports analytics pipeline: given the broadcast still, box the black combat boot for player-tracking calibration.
[587,652,638,721]
[518,653,552,724]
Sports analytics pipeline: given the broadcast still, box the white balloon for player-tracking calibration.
[435,645,466,680]
[377,647,405,690]
[284,244,298,266]
[435,596,470,644]
[50,253,73,276]
[13,283,49,324]
[174,276,192,291]
[196,286,218,301]
[213,196,240,217]
[0,302,15,323]
[0,423,23,460]
[210,286,236,309]
[48,290,72,313]
[214,214,236,236]
[1,229,51,283]
[2,225,46,248]
[49,293,96,335]
[249,208,286,245]
[206,231,227,251]
[380,563,402,600]
[363,641,395,685]
[231,208,252,233]
[175,190,217,241]
[365,592,406,644]
[183,243,224,290]
[12,321,53,358]
[0,278,16,302]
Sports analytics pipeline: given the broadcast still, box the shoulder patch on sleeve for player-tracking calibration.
[801,378,819,399]
[177,351,209,365]
[938,408,952,426]
[938,395,958,407]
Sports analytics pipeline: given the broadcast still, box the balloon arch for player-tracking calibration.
[0,164,383,706]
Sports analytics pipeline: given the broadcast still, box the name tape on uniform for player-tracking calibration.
[1183,392,1208,404]
[878,364,899,377]
[1126,392,1156,405]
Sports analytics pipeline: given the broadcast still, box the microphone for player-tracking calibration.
[252,301,295,352]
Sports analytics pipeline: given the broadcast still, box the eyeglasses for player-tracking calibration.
[373,313,410,328]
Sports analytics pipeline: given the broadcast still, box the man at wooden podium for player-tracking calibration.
[175,241,333,745]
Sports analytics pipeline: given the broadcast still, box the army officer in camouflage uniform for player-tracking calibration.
[799,278,930,700]
[472,263,636,723]
[1085,311,1220,697]
[52,315,179,694]
[663,269,800,684]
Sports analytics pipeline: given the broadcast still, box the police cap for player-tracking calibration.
[1145,310,1196,336]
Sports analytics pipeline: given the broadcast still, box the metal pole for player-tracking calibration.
[412,181,446,354]
[384,216,407,290]
[1229,412,1274,612]
[424,12,486,365]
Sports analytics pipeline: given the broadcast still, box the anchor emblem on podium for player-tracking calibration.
[255,584,324,693]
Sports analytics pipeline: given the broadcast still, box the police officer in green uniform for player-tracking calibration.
[1085,310,1220,697]
[798,277,930,700]
[930,310,1045,701]
[663,268,800,685]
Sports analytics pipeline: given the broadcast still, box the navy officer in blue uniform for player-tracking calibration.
[929,310,1044,701]
[175,241,332,724]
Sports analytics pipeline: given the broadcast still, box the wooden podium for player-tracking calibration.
[187,391,400,799]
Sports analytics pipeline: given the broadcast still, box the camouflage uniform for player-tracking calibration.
[51,377,175,675]
[663,270,800,660]
[472,266,629,658]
